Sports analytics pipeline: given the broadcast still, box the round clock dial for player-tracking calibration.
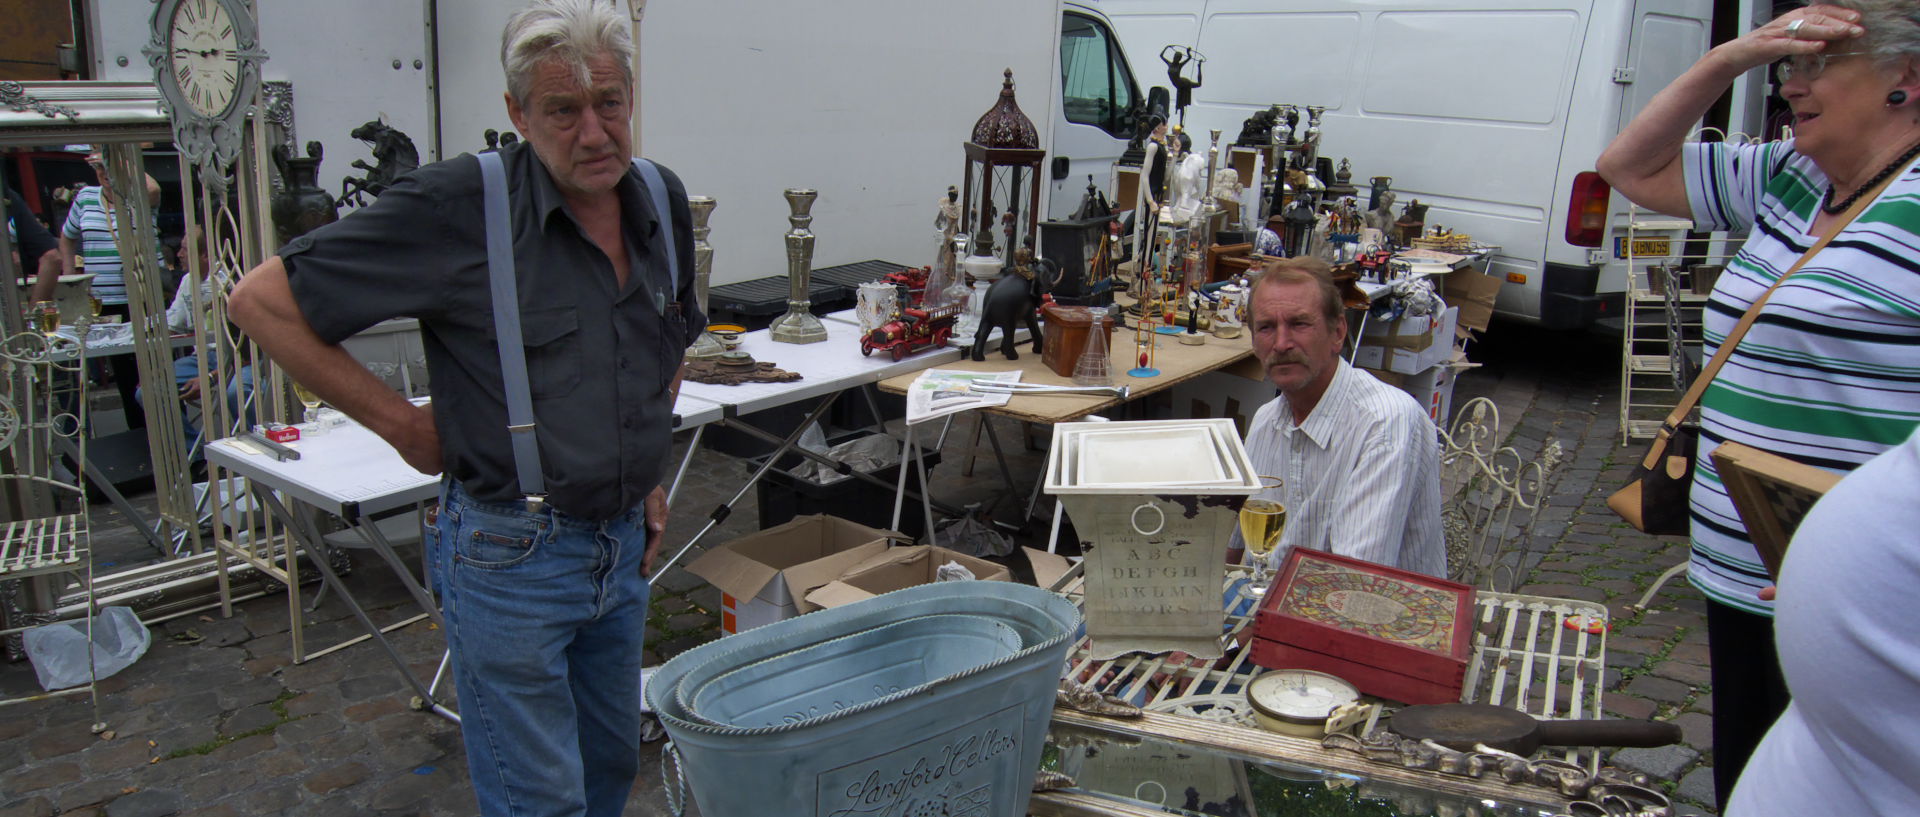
[1247,669,1361,722]
[168,0,241,117]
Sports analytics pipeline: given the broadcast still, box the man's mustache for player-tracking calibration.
[1264,351,1309,367]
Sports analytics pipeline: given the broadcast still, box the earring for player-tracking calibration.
[1890,90,1910,106]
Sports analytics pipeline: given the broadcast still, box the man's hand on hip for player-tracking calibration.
[642,485,669,577]
[393,402,443,475]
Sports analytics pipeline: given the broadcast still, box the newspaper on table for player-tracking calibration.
[904,369,1023,425]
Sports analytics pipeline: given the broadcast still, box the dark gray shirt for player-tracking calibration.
[282,142,702,521]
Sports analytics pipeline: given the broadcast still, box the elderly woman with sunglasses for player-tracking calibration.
[1597,1,1920,809]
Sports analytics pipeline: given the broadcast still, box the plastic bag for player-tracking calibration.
[23,606,151,691]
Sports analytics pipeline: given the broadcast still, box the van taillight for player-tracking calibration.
[1566,171,1611,247]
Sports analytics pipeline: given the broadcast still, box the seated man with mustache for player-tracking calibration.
[1236,256,1445,577]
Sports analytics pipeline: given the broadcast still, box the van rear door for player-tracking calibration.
[1594,1,1713,294]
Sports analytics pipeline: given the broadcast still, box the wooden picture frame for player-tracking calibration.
[1710,441,1840,580]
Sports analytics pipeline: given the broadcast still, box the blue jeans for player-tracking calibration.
[432,479,652,817]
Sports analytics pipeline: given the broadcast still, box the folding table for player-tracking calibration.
[204,417,453,718]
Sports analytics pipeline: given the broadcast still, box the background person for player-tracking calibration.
[6,183,61,294]
[1596,1,1920,802]
[1236,256,1445,577]
[51,150,162,430]
[227,1,701,814]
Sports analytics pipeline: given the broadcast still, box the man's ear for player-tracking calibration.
[504,91,527,135]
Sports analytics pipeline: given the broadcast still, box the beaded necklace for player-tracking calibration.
[1822,138,1920,214]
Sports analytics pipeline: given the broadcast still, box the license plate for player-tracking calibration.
[1614,236,1671,259]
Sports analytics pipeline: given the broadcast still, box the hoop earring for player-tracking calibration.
[1890,90,1910,106]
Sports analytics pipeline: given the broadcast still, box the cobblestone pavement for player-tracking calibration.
[0,323,1725,816]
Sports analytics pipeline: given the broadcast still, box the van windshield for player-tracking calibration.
[1061,12,1135,138]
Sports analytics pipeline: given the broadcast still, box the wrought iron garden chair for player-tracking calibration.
[1438,396,1563,593]
[0,329,100,720]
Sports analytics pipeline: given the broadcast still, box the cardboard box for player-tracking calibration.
[1443,265,1504,342]
[1354,306,1458,375]
[804,545,1012,610]
[1360,349,1476,426]
[686,515,903,634]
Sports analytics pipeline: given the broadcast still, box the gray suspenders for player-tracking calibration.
[474,151,680,509]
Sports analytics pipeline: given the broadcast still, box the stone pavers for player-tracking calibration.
[1455,325,1719,816]
[0,324,1733,815]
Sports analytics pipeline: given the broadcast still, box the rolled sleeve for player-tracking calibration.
[281,171,458,344]
[1682,140,1785,235]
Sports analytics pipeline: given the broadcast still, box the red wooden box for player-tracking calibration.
[1248,548,1475,705]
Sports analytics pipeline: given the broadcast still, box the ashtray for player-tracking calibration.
[714,351,756,370]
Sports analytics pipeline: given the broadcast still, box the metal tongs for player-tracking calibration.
[970,382,1130,399]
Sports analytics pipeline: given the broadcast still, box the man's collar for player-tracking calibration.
[1277,358,1353,447]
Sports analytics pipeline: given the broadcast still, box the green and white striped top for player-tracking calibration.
[1682,139,1920,615]
[59,186,128,306]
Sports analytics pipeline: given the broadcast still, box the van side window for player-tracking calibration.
[1061,11,1136,139]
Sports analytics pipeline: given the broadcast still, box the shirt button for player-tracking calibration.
[619,356,631,370]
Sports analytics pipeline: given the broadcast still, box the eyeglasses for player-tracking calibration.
[1775,49,1873,84]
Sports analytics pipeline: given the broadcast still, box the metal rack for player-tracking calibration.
[1618,209,1708,444]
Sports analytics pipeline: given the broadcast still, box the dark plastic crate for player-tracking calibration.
[703,260,907,331]
[754,433,940,539]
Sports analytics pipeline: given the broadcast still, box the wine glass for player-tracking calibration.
[291,379,326,430]
[31,302,60,336]
[1238,476,1287,600]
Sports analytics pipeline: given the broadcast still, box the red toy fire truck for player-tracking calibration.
[861,302,963,361]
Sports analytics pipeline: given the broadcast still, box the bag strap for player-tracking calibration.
[1642,167,1901,469]
[630,157,679,315]
[476,150,546,504]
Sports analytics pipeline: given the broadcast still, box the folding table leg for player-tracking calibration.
[250,489,455,723]
[649,392,842,582]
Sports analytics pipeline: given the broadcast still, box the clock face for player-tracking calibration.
[1247,669,1360,721]
[168,0,241,117]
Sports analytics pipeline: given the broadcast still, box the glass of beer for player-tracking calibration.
[32,302,60,336]
[1238,476,1287,599]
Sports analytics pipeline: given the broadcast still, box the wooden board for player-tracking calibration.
[1710,440,1840,580]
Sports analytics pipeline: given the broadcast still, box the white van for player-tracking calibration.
[1077,0,1757,328]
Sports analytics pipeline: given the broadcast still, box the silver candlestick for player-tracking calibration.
[684,195,725,360]
[770,188,829,344]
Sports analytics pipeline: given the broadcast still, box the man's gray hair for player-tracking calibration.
[501,0,634,107]
[1815,0,1920,69]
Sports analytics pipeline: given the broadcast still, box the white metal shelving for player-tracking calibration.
[1618,211,1713,444]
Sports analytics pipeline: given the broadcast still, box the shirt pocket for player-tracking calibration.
[520,306,582,399]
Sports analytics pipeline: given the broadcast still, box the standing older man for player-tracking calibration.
[1240,256,1444,577]
[227,1,700,814]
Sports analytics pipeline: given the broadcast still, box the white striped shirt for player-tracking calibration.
[1240,359,1446,577]
[1681,140,1920,615]
[59,186,128,305]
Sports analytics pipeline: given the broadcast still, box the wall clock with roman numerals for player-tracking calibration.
[142,0,268,189]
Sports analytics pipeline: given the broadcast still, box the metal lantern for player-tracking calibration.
[961,69,1046,277]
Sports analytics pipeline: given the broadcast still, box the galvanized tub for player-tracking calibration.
[647,581,1080,817]
[678,613,1024,728]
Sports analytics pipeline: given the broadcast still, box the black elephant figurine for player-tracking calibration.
[970,248,1055,362]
